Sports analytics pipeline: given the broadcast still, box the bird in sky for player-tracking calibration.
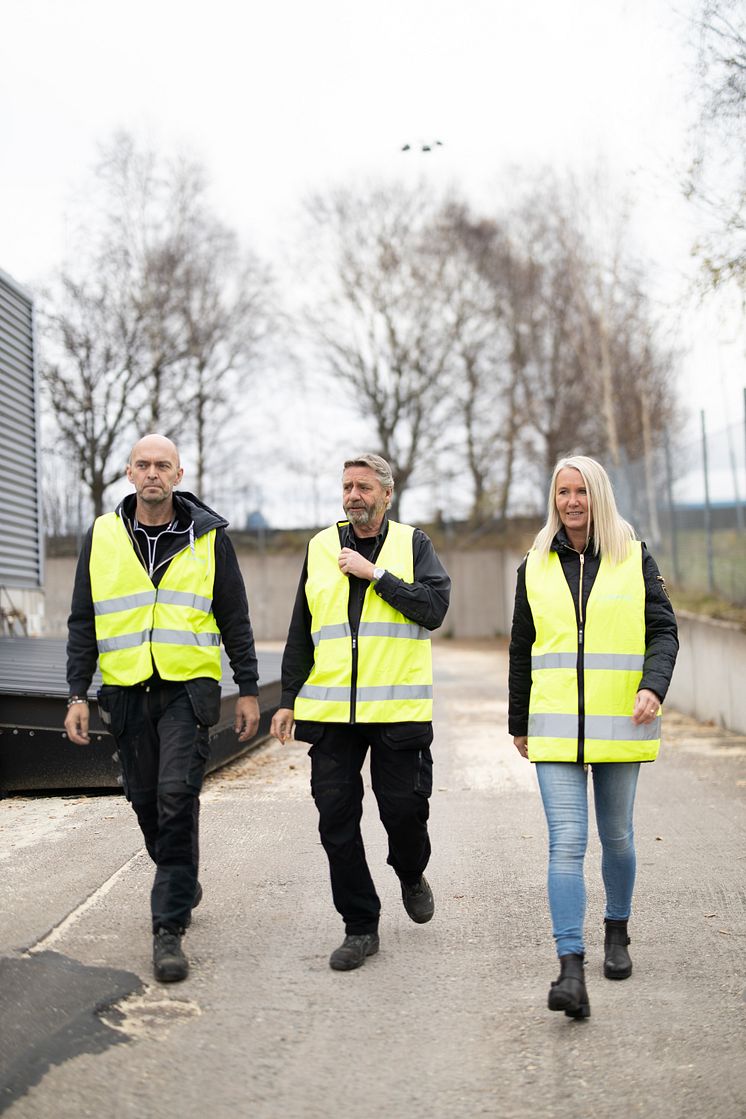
[401,140,444,152]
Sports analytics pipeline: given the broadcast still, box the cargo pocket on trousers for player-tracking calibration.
[414,748,433,797]
[380,725,434,798]
[186,725,211,793]
[184,678,222,728]
[96,685,131,741]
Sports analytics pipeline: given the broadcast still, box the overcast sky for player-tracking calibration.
[1,0,743,520]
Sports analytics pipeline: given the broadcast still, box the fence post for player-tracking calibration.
[663,433,681,583]
[701,409,715,594]
[728,393,745,533]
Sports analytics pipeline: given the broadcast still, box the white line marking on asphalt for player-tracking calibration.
[25,848,147,955]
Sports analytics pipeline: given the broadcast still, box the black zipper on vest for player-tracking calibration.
[346,530,383,725]
[350,632,358,724]
[577,552,585,766]
[349,581,374,724]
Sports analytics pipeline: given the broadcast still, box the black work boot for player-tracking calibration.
[153,928,189,982]
[548,953,591,1019]
[604,918,632,979]
[329,933,380,971]
[401,875,435,923]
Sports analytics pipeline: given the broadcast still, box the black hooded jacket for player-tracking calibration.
[66,491,258,697]
[508,528,678,738]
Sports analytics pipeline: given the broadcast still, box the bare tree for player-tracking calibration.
[439,204,533,526]
[603,281,680,541]
[41,132,274,515]
[686,0,746,291]
[179,222,274,494]
[493,174,677,502]
[41,273,149,517]
[505,197,601,486]
[299,181,466,514]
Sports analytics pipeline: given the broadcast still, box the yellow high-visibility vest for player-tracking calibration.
[294,520,433,723]
[90,513,222,686]
[525,541,659,763]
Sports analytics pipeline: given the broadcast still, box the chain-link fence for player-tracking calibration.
[610,411,746,605]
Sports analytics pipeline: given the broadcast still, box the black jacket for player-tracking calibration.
[508,528,678,738]
[66,491,259,697]
[279,516,451,709]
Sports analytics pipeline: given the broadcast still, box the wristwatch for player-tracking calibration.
[372,566,386,582]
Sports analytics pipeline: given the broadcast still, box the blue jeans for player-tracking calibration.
[535,762,640,957]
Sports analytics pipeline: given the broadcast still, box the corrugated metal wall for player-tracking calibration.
[0,269,43,588]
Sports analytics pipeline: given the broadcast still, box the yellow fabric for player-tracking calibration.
[294,520,433,723]
[90,513,221,685]
[525,541,659,763]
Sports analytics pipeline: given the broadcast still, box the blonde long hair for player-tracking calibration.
[532,455,636,565]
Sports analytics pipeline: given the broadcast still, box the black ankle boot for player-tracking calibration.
[604,919,632,979]
[548,953,591,1018]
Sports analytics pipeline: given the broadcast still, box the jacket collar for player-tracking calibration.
[116,490,228,539]
[340,513,389,550]
[552,526,596,556]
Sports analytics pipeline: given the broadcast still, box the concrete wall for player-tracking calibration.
[39,548,746,734]
[42,546,526,642]
[664,611,746,735]
[438,547,522,639]
[43,555,76,636]
[234,546,524,641]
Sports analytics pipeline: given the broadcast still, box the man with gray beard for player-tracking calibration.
[271,454,450,970]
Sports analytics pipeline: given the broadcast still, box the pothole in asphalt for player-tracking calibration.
[98,986,202,1039]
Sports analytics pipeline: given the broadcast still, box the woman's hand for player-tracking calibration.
[513,735,529,758]
[632,688,660,725]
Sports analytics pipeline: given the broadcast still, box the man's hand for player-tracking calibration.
[234,695,260,742]
[64,701,90,745]
[270,707,294,743]
[338,548,376,580]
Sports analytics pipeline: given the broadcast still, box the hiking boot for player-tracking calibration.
[329,933,380,971]
[153,928,189,983]
[401,875,435,923]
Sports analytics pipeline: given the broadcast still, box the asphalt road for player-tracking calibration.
[1,641,745,1119]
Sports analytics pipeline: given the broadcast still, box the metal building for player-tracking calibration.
[0,267,44,635]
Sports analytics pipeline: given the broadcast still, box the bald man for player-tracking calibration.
[65,434,260,983]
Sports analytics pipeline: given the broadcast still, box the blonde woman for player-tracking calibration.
[509,456,678,1018]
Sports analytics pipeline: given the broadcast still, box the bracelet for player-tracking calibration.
[67,696,89,708]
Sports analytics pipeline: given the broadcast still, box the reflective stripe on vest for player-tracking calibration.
[525,541,659,763]
[90,513,222,686]
[294,520,433,723]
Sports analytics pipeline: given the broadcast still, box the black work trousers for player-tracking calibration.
[98,681,211,934]
[297,721,434,935]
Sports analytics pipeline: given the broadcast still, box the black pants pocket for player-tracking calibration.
[414,748,433,797]
[97,684,133,741]
[184,678,222,727]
